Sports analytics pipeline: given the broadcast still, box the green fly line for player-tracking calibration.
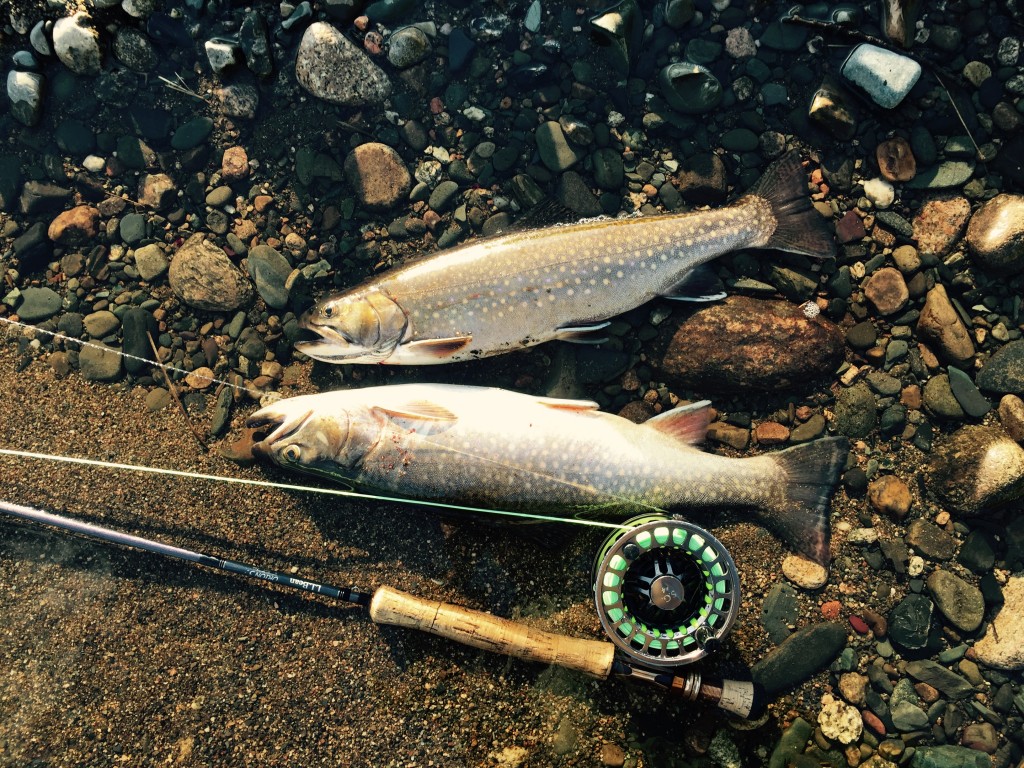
[0,448,631,531]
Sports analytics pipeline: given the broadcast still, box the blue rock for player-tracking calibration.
[16,286,62,322]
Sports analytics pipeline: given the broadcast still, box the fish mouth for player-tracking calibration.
[247,407,315,459]
[293,310,385,364]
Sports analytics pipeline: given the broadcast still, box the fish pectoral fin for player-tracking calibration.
[660,265,727,302]
[555,321,610,344]
[374,400,459,435]
[389,335,473,363]
[644,400,712,445]
[535,396,600,412]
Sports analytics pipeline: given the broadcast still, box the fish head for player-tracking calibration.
[295,289,408,364]
[248,395,380,479]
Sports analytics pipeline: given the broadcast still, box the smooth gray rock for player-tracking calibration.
[535,121,579,172]
[7,70,44,127]
[134,243,168,282]
[841,43,920,108]
[83,310,119,339]
[905,660,975,700]
[16,287,62,322]
[978,340,1024,395]
[52,12,102,75]
[751,623,846,696]
[246,245,292,310]
[927,570,985,632]
[79,342,123,381]
[295,22,391,106]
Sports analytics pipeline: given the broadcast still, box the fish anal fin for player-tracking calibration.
[661,265,727,302]
[555,321,610,344]
[536,396,600,412]
[644,400,712,445]
[374,401,458,435]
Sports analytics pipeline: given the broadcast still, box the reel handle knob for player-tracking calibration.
[688,675,770,724]
[369,586,617,679]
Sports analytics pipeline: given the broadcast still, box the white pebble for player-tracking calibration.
[83,155,106,173]
[908,555,925,576]
[863,177,895,209]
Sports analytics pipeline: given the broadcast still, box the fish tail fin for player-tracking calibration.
[747,151,836,260]
[757,436,849,566]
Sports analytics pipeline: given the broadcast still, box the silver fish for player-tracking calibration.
[247,384,848,565]
[295,151,835,365]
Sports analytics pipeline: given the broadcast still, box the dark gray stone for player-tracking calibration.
[834,383,878,437]
[978,340,1024,395]
[947,366,991,417]
[905,660,976,700]
[171,117,214,151]
[751,623,846,696]
[910,745,990,768]
[761,583,799,644]
[121,307,157,375]
[888,593,934,650]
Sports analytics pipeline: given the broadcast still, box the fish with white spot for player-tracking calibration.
[296,151,835,364]
[248,384,848,565]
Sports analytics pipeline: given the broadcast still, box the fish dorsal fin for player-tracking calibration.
[535,396,600,412]
[644,400,712,444]
[374,400,459,435]
[661,265,727,302]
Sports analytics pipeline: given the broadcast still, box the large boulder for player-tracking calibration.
[928,425,1024,514]
[649,296,844,393]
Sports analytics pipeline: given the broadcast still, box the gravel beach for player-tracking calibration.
[2,0,1023,765]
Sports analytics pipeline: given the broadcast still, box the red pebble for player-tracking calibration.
[862,710,886,736]
[821,600,842,620]
[849,615,870,634]
[430,96,445,114]
[835,210,867,243]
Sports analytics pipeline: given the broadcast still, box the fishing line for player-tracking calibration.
[0,448,629,531]
[0,316,253,396]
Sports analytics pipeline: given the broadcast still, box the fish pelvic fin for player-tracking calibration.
[747,151,836,260]
[644,400,712,445]
[758,436,849,567]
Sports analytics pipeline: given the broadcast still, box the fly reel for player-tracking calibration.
[593,515,740,668]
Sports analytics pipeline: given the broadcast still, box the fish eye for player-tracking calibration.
[282,445,302,462]
[323,306,334,318]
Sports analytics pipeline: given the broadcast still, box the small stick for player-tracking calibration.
[147,331,208,449]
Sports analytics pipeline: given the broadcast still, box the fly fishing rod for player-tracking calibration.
[0,500,764,719]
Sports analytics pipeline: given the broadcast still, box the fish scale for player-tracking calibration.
[296,152,835,365]
[248,384,848,565]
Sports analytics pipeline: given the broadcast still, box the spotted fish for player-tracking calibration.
[247,384,848,565]
[295,151,834,364]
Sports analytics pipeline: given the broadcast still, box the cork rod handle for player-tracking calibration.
[368,586,616,679]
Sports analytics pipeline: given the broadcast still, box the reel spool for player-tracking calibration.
[593,515,740,668]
